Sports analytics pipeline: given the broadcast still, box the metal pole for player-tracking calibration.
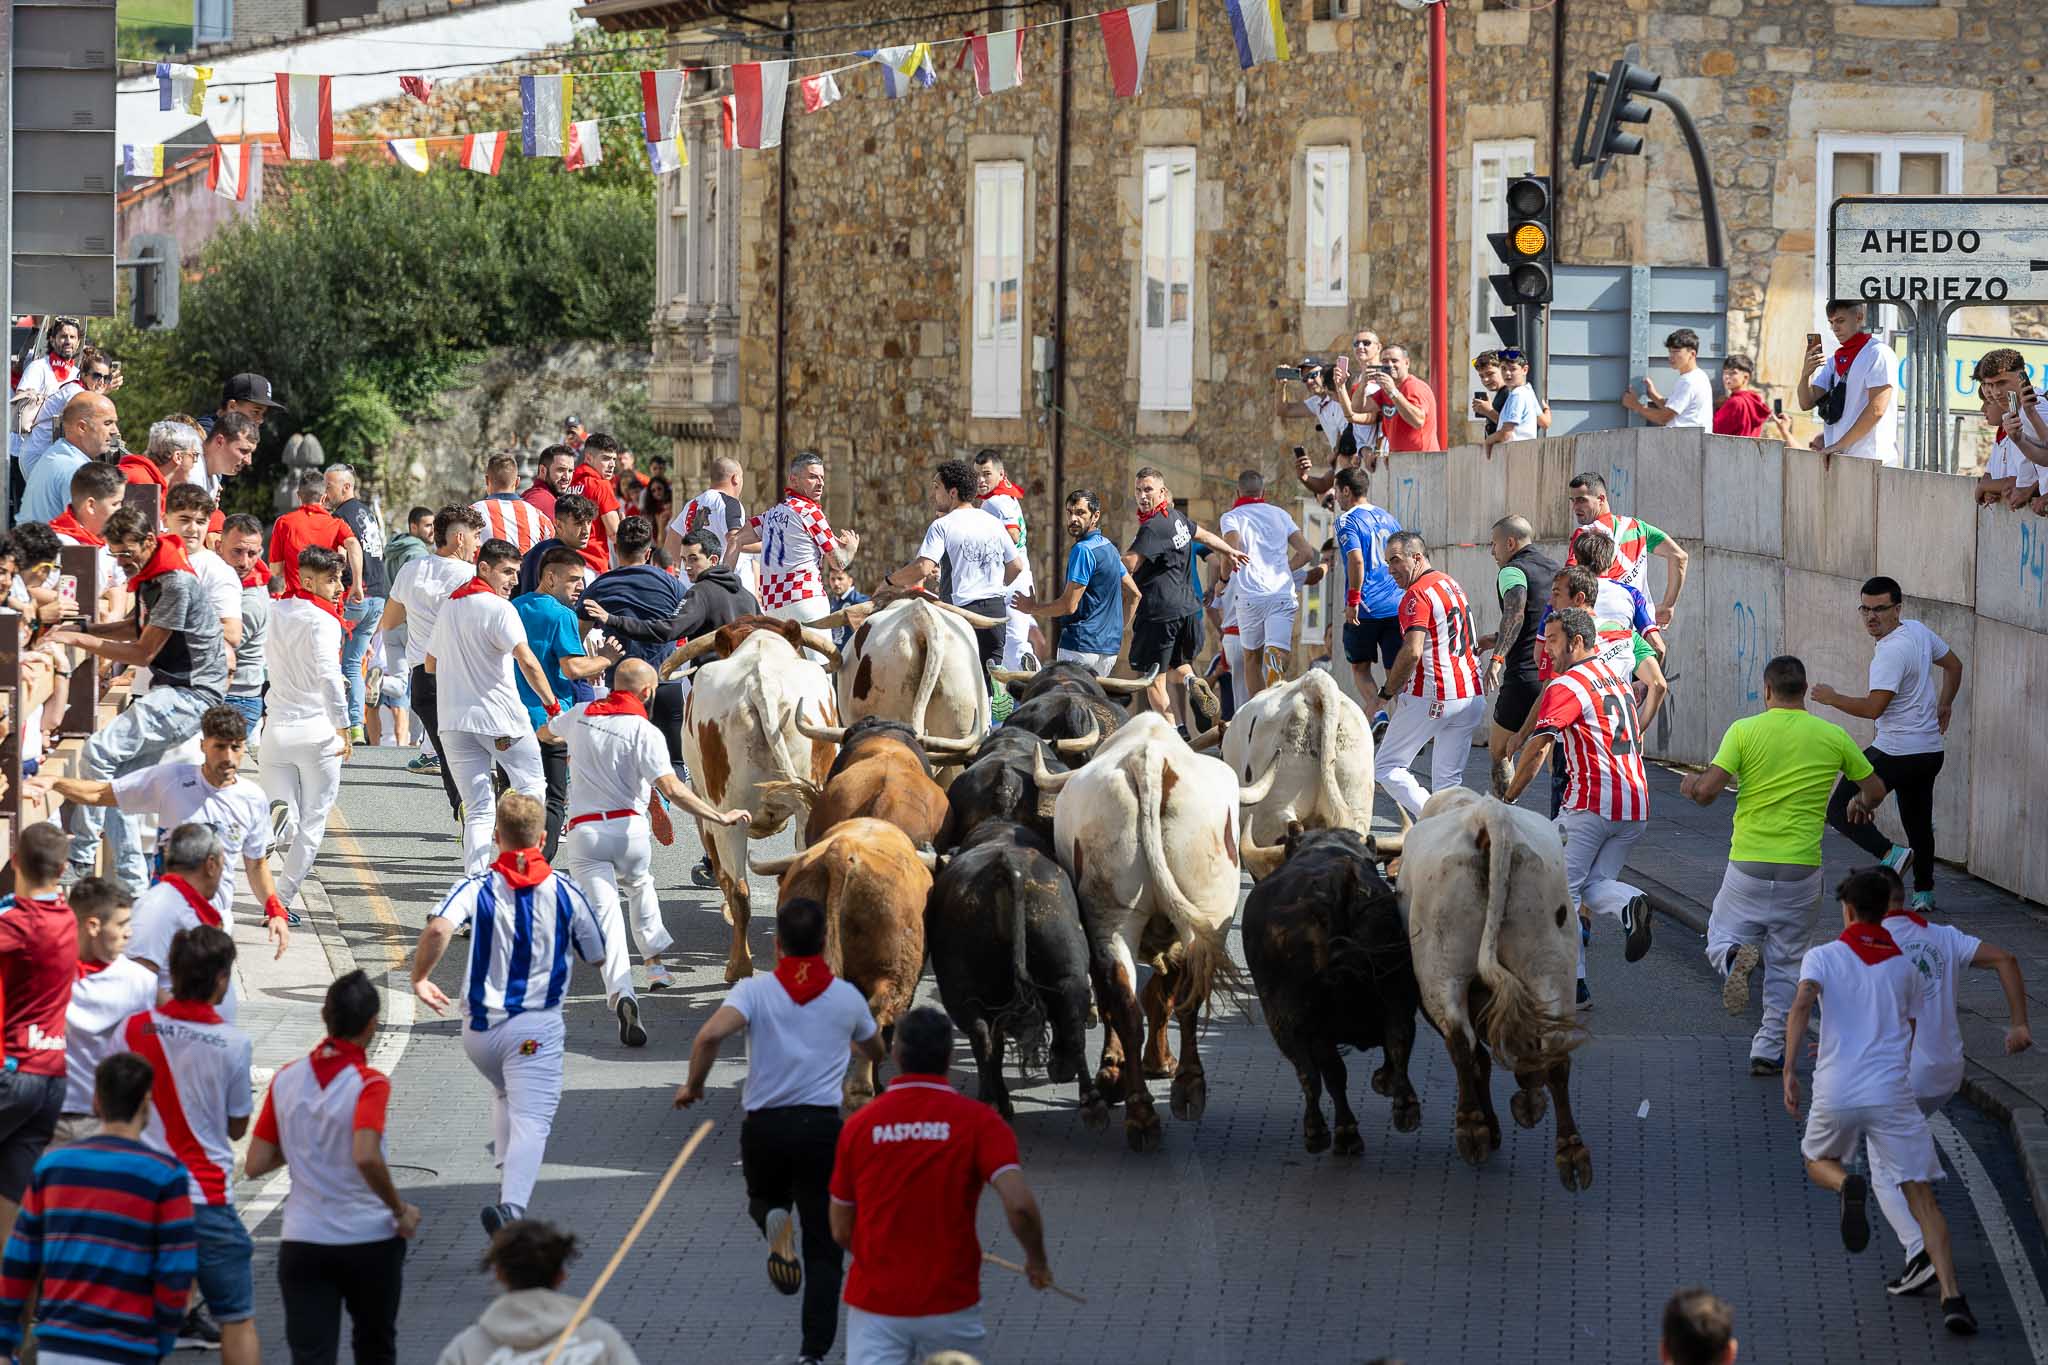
[1642,89,1723,270]
[1050,0,1073,579]
[1428,0,1448,449]
[2,7,13,532]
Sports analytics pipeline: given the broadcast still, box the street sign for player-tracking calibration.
[1889,331,2048,416]
[1830,195,2048,307]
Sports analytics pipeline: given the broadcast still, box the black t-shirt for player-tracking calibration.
[1128,508,1199,624]
[332,498,388,597]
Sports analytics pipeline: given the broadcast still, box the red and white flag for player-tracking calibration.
[798,72,842,113]
[274,73,334,160]
[459,131,506,175]
[399,74,434,104]
[1099,4,1157,98]
[725,60,789,149]
[967,28,1026,96]
[209,143,253,201]
[563,119,603,171]
[639,68,686,141]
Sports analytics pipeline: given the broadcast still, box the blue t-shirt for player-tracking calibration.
[1336,503,1402,619]
[511,592,587,729]
[1496,384,1540,438]
[1056,531,1125,655]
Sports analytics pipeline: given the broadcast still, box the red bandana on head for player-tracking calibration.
[774,953,834,1006]
[585,691,647,720]
[491,848,552,890]
[1833,332,1873,377]
[285,588,343,624]
[160,873,223,927]
[128,534,193,587]
[450,575,498,601]
[49,508,104,547]
[1839,920,1902,966]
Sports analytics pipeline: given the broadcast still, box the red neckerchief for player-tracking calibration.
[989,478,1026,501]
[1833,332,1873,377]
[128,534,192,587]
[1839,920,1902,966]
[50,508,104,547]
[285,587,344,624]
[774,953,834,1006]
[1885,908,1930,929]
[782,490,822,513]
[239,566,269,589]
[158,998,223,1026]
[450,575,498,601]
[46,357,74,384]
[584,691,647,720]
[491,848,552,890]
[1229,495,1264,509]
[76,957,110,979]
[1136,500,1168,524]
[308,1036,369,1088]
[116,454,168,489]
[160,873,223,927]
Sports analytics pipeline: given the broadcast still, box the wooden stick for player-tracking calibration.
[983,1250,1087,1304]
[542,1121,714,1365]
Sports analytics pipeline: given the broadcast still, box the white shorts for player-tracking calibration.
[1236,594,1298,655]
[1053,648,1115,677]
[1801,1102,1944,1184]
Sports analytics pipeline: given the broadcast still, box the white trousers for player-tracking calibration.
[1705,863,1823,1062]
[1236,593,1297,656]
[846,1305,987,1365]
[1053,648,1115,678]
[258,721,344,907]
[1222,631,1248,712]
[564,815,670,995]
[1555,808,1645,977]
[1374,692,1485,818]
[1003,606,1034,669]
[441,730,545,875]
[1873,1091,1954,1259]
[770,595,832,662]
[462,1009,565,1212]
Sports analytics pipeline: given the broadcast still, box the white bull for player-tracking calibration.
[679,620,841,982]
[1398,786,1591,1191]
[830,597,992,789]
[1212,669,1375,875]
[1034,713,1246,1152]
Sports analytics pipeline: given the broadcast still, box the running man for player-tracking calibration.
[972,449,1042,670]
[729,450,861,633]
[381,505,483,820]
[260,545,353,919]
[1373,532,1484,819]
[57,877,157,1148]
[1123,467,1246,727]
[0,825,82,1249]
[1477,514,1556,795]
[1333,467,1404,722]
[1563,470,1689,625]
[1217,469,1318,697]
[1009,490,1137,679]
[889,459,1024,681]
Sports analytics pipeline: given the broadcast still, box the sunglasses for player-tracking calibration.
[1497,348,1525,363]
[1353,338,1377,348]
[84,371,112,383]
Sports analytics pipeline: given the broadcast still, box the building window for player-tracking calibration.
[1141,147,1196,413]
[972,161,1026,419]
[1814,133,1961,332]
[1304,146,1349,307]
[1312,0,1355,18]
[1468,137,1535,365]
[1156,0,1186,31]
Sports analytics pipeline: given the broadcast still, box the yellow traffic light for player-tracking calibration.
[1513,222,1548,258]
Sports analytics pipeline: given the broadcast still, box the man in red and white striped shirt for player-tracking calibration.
[1373,531,1485,818]
[471,453,555,555]
[1505,606,1654,998]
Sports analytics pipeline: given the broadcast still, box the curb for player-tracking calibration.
[1636,866,2048,1235]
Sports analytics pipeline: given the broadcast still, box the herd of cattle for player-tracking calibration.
[674,593,1596,1190]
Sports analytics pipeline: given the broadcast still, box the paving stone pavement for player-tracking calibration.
[219,745,2048,1364]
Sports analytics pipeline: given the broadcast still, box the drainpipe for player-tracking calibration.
[1550,0,1565,238]
[1049,0,1073,575]
[773,7,793,491]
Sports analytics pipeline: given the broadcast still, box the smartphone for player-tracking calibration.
[1772,397,1784,417]
[1473,390,1488,406]
[56,575,77,609]
[2009,392,2022,418]
[1806,332,1823,351]
[1274,365,1299,382]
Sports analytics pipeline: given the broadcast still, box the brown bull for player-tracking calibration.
[765,717,951,848]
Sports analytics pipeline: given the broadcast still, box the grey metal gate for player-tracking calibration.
[1545,264,1730,436]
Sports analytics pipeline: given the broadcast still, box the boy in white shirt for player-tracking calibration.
[1217,469,1319,696]
[1797,299,1900,467]
[1482,350,1542,452]
[260,545,353,917]
[54,878,159,1147]
[1621,328,1713,430]
[1782,869,1975,1336]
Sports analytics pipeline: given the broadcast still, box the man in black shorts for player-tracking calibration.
[1123,467,1245,728]
[1478,514,1556,795]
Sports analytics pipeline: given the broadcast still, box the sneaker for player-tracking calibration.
[285,909,305,928]
[407,751,442,775]
[177,1303,223,1350]
[1909,890,1937,914]
[269,799,292,849]
[1722,944,1761,1015]
[1882,844,1913,877]
[690,857,717,889]
[347,724,366,745]
[1943,1294,1979,1335]
[1580,914,1592,947]
[480,1202,520,1239]
[1019,651,1040,671]
[646,963,676,991]
[1748,1055,1783,1077]
[1886,1249,1937,1296]
[1575,978,1592,1011]
[617,996,648,1048]
[1839,1172,1871,1252]
[765,1206,802,1295]
[365,664,383,699]
[1372,711,1390,745]
[1621,894,1653,963]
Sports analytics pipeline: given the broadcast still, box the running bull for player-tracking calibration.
[767,715,954,848]
[814,594,1002,788]
[1209,669,1377,869]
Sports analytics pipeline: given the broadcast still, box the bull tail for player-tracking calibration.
[1473,801,1582,1067]
[1173,922,1253,1020]
[1134,745,1205,929]
[986,859,1051,1074]
[1310,674,1357,832]
[909,601,947,737]
[757,778,822,814]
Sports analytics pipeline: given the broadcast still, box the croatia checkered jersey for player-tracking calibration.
[430,856,606,1031]
[470,495,554,555]
[1566,513,1666,592]
[1396,569,1482,700]
[1534,656,1649,821]
[750,493,840,608]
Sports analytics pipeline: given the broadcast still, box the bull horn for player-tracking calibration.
[1093,667,1159,696]
[989,667,1038,687]
[1237,767,1279,804]
[797,720,848,745]
[798,630,843,665]
[1241,838,1287,879]
[914,847,940,870]
[915,732,984,755]
[662,630,726,676]
[749,852,798,877]
[1053,720,1101,755]
[1029,744,1077,793]
[928,748,979,767]
[928,600,1008,630]
[1367,832,1405,860]
[809,608,850,632]
[1187,722,1226,750]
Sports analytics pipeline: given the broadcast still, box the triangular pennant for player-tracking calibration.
[520,74,574,157]
[639,68,686,142]
[459,131,507,175]
[1099,5,1158,97]
[563,119,604,172]
[799,72,843,113]
[209,143,252,201]
[388,138,430,173]
[274,74,335,161]
[399,75,434,104]
[968,29,1026,97]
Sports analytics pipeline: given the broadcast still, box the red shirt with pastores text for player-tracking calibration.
[0,895,78,1076]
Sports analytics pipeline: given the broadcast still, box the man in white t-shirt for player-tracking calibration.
[1482,350,1542,452]
[124,824,246,1022]
[667,455,747,566]
[1782,869,1975,1336]
[54,878,159,1147]
[260,545,353,919]
[676,897,884,1365]
[1217,470,1319,696]
[972,450,1043,669]
[1620,328,1713,430]
[166,483,243,670]
[889,458,1024,679]
[424,538,564,875]
[381,505,483,820]
[1812,575,1965,913]
[1797,299,1900,467]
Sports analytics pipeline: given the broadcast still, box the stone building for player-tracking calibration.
[583,0,2026,586]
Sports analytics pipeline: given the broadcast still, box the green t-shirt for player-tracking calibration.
[1710,708,1874,865]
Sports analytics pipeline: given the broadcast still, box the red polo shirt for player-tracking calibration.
[565,463,619,576]
[269,504,356,594]
[0,894,78,1077]
[829,1074,1021,1318]
[1380,375,1441,453]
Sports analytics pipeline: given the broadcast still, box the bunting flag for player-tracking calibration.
[563,119,603,171]
[156,63,213,114]
[967,28,1026,96]
[520,74,574,156]
[646,135,686,174]
[799,72,843,113]
[726,61,789,150]
[208,143,252,201]
[639,68,686,141]
[122,144,166,178]
[398,74,434,103]
[460,131,507,175]
[1099,4,1158,97]
[388,138,430,173]
[1224,0,1290,68]
[861,44,936,98]
[275,74,335,161]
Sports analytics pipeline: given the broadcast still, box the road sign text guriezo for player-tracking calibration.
[1830,195,2048,306]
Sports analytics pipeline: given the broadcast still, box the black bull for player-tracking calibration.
[932,729,1065,852]
[1243,828,1422,1155]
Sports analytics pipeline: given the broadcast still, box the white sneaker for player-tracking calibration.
[646,963,676,991]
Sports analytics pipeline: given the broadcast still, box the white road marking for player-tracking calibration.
[1932,1111,2048,1353]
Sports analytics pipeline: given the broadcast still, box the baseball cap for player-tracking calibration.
[563,415,584,429]
[221,373,285,411]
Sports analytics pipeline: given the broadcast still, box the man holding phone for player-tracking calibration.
[1376,346,1440,453]
[1796,300,1901,467]
[1711,354,1792,440]
[1971,347,2048,502]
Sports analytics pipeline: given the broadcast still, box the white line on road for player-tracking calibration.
[1932,1111,2048,1354]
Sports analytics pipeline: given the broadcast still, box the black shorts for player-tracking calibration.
[0,1071,66,1201]
[960,596,1009,672]
[1130,612,1204,672]
[1493,673,1543,733]
[1343,615,1403,668]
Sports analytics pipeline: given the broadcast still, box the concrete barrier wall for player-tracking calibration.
[1397,431,2044,904]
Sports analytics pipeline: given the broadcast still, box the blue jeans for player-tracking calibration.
[222,690,265,746]
[67,685,216,892]
[192,1200,255,1323]
[341,595,384,728]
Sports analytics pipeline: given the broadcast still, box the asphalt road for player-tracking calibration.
[254,743,2048,1365]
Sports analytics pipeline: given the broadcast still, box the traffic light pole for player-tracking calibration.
[1642,88,1723,270]
[1427,0,1448,450]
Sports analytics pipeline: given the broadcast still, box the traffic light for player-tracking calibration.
[1584,59,1659,180]
[124,234,180,331]
[1488,174,1553,308]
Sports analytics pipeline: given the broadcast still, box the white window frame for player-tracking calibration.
[1813,133,1963,333]
[971,160,1026,419]
[1467,138,1535,367]
[1140,146,1197,413]
[1304,145,1349,308]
